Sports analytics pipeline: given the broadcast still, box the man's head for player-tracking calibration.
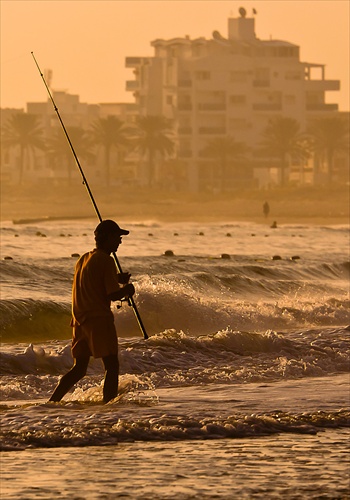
[94,220,129,252]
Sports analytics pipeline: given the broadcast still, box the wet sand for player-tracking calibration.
[1,184,349,225]
[1,375,349,499]
[1,430,349,499]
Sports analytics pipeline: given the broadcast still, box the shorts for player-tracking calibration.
[71,315,118,359]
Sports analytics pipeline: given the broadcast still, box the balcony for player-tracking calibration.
[253,79,270,87]
[126,80,139,91]
[198,103,226,111]
[305,80,340,91]
[306,103,338,111]
[253,103,282,111]
[125,57,149,67]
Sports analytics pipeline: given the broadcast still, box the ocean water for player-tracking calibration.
[1,218,349,499]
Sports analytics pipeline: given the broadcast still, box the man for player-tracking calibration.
[263,201,270,218]
[50,219,135,403]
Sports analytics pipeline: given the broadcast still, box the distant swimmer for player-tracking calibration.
[49,220,135,404]
[263,201,270,218]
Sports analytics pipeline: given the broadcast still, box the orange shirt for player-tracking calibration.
[72,249,120,325]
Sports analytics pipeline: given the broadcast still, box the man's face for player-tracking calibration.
[106,232,122,253]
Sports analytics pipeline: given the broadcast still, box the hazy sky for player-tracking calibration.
[1,0,349,111]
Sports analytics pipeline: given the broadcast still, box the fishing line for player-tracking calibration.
[31,51,148,340]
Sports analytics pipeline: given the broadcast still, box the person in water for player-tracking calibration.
[49,220,135,404]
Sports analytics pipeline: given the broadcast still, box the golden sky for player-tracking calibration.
[1,0,349,111]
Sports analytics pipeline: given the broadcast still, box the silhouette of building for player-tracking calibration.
[1,9,348,189]
[125,8,342,190]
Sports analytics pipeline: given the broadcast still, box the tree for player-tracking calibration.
[89,116,131,186]
[46,126,94,184]
[308,117,349,183]
[261,117,310,186]
[1,113,46,184]
[134,115,175,187]
[202,136,247,192]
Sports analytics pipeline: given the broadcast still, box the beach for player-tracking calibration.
[1,189,349,499]
[1,183,349,225]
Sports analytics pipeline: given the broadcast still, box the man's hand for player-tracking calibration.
[108,283,135,302]
[122,283,135,299]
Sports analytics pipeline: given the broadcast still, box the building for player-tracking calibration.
[125,8,342,190]
[2,9,347,189]
[1,94,139,186]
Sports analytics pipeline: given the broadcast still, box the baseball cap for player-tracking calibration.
[94,219,129,237]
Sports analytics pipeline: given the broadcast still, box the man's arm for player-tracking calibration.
[107,283,135,302]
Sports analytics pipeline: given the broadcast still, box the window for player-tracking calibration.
[253,68,270,87]
[285,71,301,80]
[195,71,210,80]
[229,95,246,104]
[285,95,296,104]
[229,71,247,82]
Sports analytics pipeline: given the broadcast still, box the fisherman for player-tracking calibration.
[49,219,135,404]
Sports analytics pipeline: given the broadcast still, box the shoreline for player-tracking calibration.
[6,214,349,226]
[1,185,349,226]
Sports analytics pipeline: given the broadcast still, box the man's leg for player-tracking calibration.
[49,356,90,402]
[102,354,119,403]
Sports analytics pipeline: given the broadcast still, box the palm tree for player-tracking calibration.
[1,113,46,184]
[89,116,131,186]
[308,117,349,183]
[47,126,94,184]
[260,117,310,186]
[202,136,247,192]
[134,115,175,187]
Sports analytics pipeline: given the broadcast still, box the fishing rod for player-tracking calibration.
[31,52,148,340]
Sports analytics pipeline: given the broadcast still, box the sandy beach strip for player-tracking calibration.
[1,185,349,226]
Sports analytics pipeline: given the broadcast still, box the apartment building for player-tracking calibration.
[1,94,137,185]
[125,8,341,190]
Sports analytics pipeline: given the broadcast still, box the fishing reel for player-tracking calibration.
[116,298,131,309]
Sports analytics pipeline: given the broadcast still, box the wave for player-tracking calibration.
[1,256,349,283]
[0,259,73,282]
[1,276,349,345]
[1,405,348,450]
[1,327,349,383]
[1,367,349,450]
[0,299,72,342]
[1,254,349,344]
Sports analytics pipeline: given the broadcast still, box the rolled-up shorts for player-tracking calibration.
[71,315,118,359]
